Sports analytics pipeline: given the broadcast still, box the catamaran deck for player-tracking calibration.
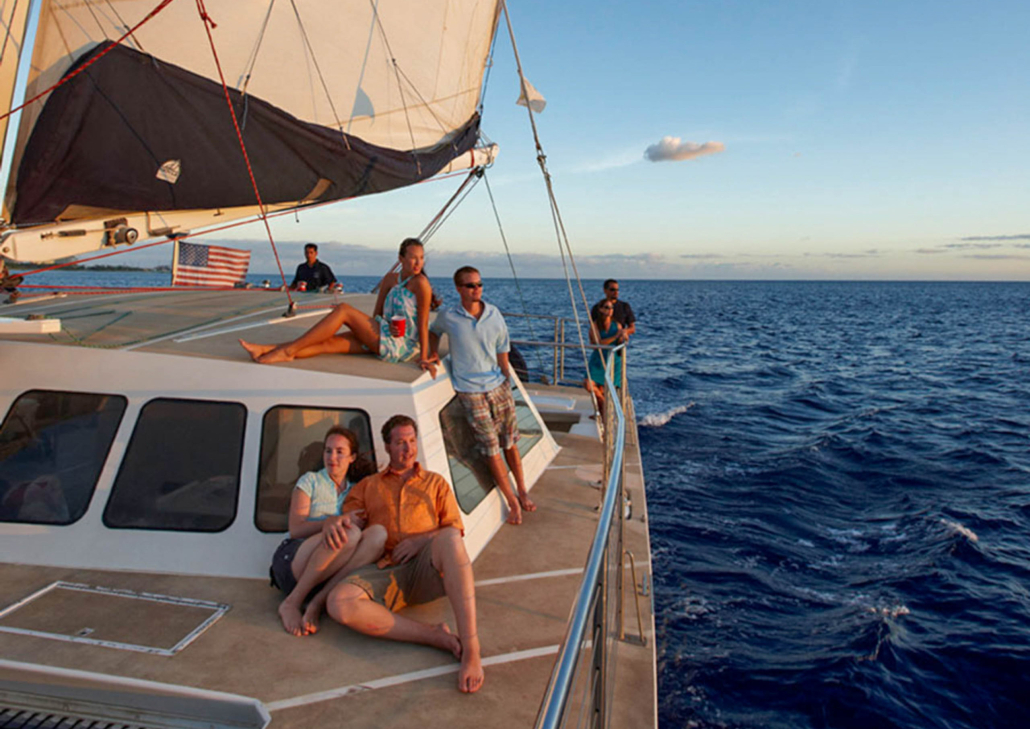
[0,288,655,726]
[0,395,654,728]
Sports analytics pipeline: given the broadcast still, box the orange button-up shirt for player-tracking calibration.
[343,462,464,567]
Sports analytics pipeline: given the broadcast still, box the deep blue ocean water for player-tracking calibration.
[18,272,1030,728]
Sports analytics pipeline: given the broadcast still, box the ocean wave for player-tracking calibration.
[941,518,979,543]
[639,402,694,428]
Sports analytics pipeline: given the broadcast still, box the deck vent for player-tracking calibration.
[0,706,152,729]
[0,582,228,656]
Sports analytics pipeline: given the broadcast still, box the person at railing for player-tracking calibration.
[290,243,339,292]
[324,415,484,693]
[239,238,437,375]
[584,301,626,418]
[427,266,536,525]
[269,427,385,637]
[590,278,636,338]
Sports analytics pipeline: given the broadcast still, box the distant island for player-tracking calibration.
[8,262,170,272]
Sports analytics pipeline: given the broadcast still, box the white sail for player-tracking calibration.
[1,0,503,261]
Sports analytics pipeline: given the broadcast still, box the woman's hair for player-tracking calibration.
[323,426,376,482]
[398,237,423,257]
[593,302,612,327]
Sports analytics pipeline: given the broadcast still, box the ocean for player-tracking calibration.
[16,272,1030,728]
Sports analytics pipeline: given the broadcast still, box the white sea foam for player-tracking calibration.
[638,402,695,428]
[941,518,979,542]
[868,605,911,619]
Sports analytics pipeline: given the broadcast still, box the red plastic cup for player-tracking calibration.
[297,281,307,292]
[389,315,406,338]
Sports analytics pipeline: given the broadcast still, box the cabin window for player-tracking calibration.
[0,390,127,525]
[103,398,245,532]
[439,386,544,514]
[255,407,376,532]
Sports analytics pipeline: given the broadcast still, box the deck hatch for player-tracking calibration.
[0,582,228,656]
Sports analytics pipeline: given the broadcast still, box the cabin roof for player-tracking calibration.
[0,289,429,384]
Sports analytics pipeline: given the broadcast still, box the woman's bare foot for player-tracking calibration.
[518,491,537,512]
[301,599,324,635]
[278,600,307,637]
[457,634,484,693]
[239,339,275,362]
[256,345,296,364]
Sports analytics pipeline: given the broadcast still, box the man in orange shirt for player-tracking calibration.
[324,414,484,694]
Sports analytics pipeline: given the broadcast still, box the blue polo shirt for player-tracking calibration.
[431,302,510,393]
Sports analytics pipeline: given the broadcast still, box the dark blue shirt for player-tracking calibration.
[291,261,336,290]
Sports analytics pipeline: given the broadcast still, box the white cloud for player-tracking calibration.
[644,137,725,163]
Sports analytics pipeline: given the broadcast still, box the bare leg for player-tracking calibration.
[431,528,484,693]
[327,585,462,655]
[503,445,535,512]
[278,524,362,636]
[302,524,387,633]
[239,303,381,364]
[486,453,522,525]
[325,528,483,693]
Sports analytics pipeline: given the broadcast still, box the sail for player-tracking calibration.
[0,0,32,184]
[2,0,501,253]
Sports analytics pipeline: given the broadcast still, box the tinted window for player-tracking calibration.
[0,390,126,525]
[440,387,544,514]
[104,399,245,531]
[256,407,375,532]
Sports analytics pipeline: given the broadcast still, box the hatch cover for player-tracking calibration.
[0,582,228,656]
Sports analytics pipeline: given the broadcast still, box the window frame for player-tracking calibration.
[0,389,128,526]
[254,404,375,534]
[102,396,247,533]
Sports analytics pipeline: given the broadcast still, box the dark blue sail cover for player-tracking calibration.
[12,42,480,225]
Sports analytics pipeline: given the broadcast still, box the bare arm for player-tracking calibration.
[372,271,396,318]
[412,275,438,377]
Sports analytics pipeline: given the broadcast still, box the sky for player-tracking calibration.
[8,0,1030,280]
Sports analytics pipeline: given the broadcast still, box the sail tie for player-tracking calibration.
[0,0,177,125]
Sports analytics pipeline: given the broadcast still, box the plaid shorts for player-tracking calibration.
[457,381,520,457]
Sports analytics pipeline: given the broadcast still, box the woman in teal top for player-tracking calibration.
[584,301,625,418]
[269,426,384,637]
[240,238,438,377]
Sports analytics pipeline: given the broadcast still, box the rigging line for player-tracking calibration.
[421,170,483,241]
[377,169,483,288]
[500,0,593,387]
[483,171,547,375]
[0,0,177,124]
[368,10,421,176]
[193,0,292,303]
[81,1,107,40]
[103,0,144,52]
[0,0,20,65]
[287,0,346,140]
[478,8,501,117]
[239,0,275,93]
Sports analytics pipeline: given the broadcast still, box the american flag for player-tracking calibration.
[172,241,251,287]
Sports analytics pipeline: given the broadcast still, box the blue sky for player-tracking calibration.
[249,0,1029,280]
[14,0,1030,280]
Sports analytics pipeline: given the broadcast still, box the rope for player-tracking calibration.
[193,0,292,304]
[0,0,177,124]
[0,0,21,67]
[500,1,595,403]
[287,0,346,138]
[482,171,546,375]
[374,168,484,289]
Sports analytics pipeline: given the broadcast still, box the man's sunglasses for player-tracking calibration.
[461,282,483,289]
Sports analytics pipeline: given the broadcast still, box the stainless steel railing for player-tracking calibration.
[534,341,629,729]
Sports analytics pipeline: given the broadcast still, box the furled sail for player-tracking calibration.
[1,0,502,259]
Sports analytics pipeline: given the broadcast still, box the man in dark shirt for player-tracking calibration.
[290,243,337,291]
[590,278,636,337]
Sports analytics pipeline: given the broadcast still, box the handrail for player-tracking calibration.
[535,342,627,729]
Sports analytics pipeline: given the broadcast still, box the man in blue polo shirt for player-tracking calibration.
[428,266,536,525]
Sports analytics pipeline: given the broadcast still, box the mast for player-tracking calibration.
[0,0,35,223]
